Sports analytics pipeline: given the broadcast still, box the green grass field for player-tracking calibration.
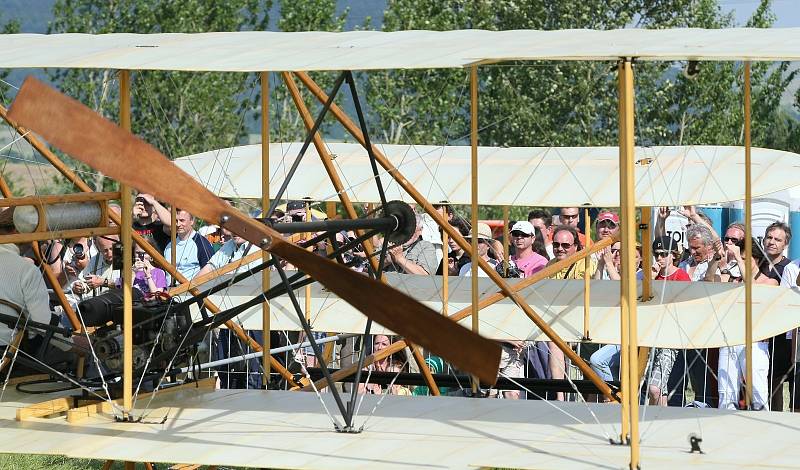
[0,454,258,469]
[0,454,118,469]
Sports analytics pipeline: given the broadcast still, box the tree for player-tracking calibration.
[46,0,270,192]
[266,0,349,143]
[0,13,20,105]
[365,0,799,220]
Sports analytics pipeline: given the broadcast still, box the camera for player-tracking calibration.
[73,243,86,261]
[291,213,304,222]
[111,242,124,270]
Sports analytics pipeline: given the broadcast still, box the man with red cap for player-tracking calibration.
[594,210,620,241]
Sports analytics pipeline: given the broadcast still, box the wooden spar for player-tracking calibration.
[299,340,407,392]
[282,72,440,394]
[170,206,177,277]
[119,69,133,416]
[261,70,271,387]
[470,65,480,393]
[0,94,298,387]
[0,191,120,207]
[503,206,510,276]
[294,71,616,401]
[410,343,440,395]
[0,226,118,245]
[639,206,653,388]
[8,76,500,385]
[583,208,592,340]
[744,61,754,409]
[620,58,640,467]
[169,251,262,296]
[167,233,309,296]
[617,60,631,442]
[640,207,653,301]
[446,237,616,323]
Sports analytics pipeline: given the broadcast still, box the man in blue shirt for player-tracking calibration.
[163,209,213,281]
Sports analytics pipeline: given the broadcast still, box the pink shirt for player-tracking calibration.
[512,252,548,278]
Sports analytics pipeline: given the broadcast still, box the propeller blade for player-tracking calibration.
[9,76,501,385]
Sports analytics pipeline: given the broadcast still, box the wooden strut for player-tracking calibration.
[617,60,631,444]
[121,69,134,416]
[744,61,754,409]
[619,58,640,468]
[469,65,480,394]
[281,71,440,396]
[0,102,299,388]
[583,208,592,340]
[293,71,617,401]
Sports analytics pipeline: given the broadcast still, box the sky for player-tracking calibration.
[722,0,800,27]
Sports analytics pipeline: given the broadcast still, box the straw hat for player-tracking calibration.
[465,222,492,241]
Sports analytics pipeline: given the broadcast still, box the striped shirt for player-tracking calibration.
[0,244,51,345]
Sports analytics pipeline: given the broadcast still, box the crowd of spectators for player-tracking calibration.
[4,193,800,412]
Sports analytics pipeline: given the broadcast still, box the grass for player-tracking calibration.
[0,454,259,469]
[0,454,113,469]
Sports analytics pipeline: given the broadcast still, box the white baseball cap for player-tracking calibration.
[511,221,536,237]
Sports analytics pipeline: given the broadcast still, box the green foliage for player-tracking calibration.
[268,0,349,143]
[0,13,20,104]
[45,0,271,192]
[366,0,799,158]
[0,171,25,197]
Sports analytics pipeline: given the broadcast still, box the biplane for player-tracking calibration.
[1,28,800,470]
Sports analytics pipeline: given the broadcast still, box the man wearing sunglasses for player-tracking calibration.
[718,222,746,281]
[652,236,690,281]
[644,237,689,405]
[509,221,547,278]
[458,222,498,277]
[546,225,597,399]
[556,207,587,247]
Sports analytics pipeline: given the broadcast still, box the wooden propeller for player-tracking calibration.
[8,76,501,385]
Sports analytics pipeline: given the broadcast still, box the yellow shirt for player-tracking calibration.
[547,257,597,280]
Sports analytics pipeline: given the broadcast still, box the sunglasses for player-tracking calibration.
[611,248,621,254]
[552,241,573,250]
[723,236,741,244]
[511,231,532,238]
[560,213,579,220]
[654,250,671,258]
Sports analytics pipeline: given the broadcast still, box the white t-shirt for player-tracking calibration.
[780,259,800,288]
[459,258,499,277]
[679,258,720,282]
[206,239,260,271]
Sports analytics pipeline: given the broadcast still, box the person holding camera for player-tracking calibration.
[132,192,172,252]
[127,237,167,295]
[72,235,119,299]
[717,222,746,282]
